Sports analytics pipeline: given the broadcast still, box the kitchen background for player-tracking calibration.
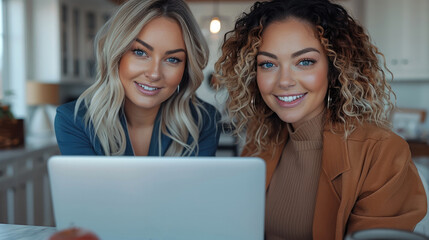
[1,0,429,141]
[0,0,429,231]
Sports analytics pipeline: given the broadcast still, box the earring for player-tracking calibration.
[177,85,180,93]
[250,96,256,112]
[327,88,332,109]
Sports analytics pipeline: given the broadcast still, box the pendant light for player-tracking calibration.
[209,0,221,34]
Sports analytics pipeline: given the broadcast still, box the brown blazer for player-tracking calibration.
[242,122,427,240]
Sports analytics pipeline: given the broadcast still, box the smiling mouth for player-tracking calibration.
[277,93,306,103]
[137,82,159,91]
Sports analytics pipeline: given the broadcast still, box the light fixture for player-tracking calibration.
[209,0,221,34]
[210,17,221,34]
[26,81,60,139]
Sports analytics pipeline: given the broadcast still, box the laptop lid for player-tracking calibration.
[48,156,266,240]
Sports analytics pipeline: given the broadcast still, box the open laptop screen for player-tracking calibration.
[48,156,266,240]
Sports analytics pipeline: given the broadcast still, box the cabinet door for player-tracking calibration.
[364,0,429,81]
[364,0,400,78]
[30,0,116,84]
[60,1,86,83]
[401,0,429,79]
[61,1,115,83]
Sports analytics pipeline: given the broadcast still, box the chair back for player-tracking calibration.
[345,228,429,240]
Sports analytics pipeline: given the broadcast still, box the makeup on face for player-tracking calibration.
[256,18,329,128]
[118,16,187,114]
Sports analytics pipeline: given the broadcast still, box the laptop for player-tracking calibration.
[48,156,266,240]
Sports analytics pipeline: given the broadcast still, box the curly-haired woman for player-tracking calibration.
[215,0,427,239]
[55,0,220,156]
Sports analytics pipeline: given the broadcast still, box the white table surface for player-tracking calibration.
[0,224,56,240]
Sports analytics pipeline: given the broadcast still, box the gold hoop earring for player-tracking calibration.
[250,96,256,112]
[327,88,332,109]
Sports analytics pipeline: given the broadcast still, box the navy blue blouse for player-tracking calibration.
[54,99,221,156]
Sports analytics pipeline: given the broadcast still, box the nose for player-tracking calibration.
[145,59,161,82]
[278,65,296,89]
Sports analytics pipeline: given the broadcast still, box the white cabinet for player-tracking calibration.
[28,0,116,84]
[364,0,429,81]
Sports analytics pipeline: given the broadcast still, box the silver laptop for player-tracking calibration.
[48,156,266,240]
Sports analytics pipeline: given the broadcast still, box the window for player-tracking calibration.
[2,0,26,118]
[0,1,4,100]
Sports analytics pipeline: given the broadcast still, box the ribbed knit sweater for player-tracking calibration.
[265,111,324,240]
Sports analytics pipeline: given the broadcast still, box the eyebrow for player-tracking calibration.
[166,49,186,55]
[291,47,320,58]
[135,38,153,51]
[258,51,277,60]
[257,47,320,59]
[135,38,186,55]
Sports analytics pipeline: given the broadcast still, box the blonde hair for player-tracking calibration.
[215,0,395,155]
[76,0,209,156]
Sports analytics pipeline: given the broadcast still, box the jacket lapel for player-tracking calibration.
[321,128,351,181]
[313,126,351,240]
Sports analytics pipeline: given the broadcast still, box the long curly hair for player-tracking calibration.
[76,0,209,156]
[215,0,395,154]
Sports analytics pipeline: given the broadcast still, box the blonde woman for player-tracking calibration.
[215,0,427,239]
[55,0,220,156]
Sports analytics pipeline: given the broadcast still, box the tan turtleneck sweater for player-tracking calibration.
[265,111,324,240]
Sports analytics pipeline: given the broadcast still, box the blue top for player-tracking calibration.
[54,99,221,156]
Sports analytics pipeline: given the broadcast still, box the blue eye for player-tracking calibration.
[167,57,181,64]
[298,59,315,66]
[133,49,147,57]
[259,62,274,69]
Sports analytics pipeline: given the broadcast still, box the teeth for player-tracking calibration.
[138,83,158,91]
[278,94,304,103]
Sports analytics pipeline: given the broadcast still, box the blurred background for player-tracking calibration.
[0,0,428,232]
[1,0,429,148]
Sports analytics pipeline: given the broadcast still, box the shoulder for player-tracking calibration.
[327,122,406,145]
[55,100,89,127]
[326,123,411,174]
[57,100,87,118]
[352,125,411,168]
[347,123,407,147]
[325,123,410,166]
[56,100,76,115]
